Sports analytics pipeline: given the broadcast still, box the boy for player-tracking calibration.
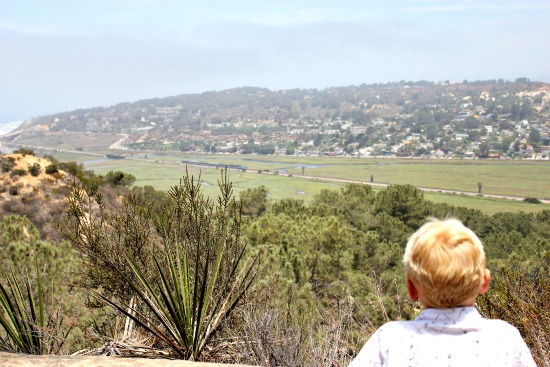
[348,218,536,367]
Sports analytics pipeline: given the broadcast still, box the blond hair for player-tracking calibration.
[403,218,487,308]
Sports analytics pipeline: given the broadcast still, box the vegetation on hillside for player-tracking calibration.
[0,153,548,365]
[5,80,549,159]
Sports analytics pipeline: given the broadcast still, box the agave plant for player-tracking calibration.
[97,169,260,360]
[0,265,70,354]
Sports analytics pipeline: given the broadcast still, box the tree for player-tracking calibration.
[239,185,269,218]
[529,129,541,145]
[103,170,136,187]
[374,184,428,229]
[465,116,479,130]
[478,142,490,158]
[258,144,275,155]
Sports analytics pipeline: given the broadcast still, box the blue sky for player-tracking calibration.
[1,0,549,123]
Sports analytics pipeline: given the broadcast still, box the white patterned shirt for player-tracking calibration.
[348,307,536,367]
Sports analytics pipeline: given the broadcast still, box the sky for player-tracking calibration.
[1,0,549,124]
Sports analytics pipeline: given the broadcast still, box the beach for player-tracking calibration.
[0,120,23,136]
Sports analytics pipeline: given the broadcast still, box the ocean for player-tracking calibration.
[0,120,23,137]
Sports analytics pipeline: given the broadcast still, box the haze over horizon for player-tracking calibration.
[2,0,549,124]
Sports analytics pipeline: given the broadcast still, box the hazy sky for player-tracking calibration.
[1,0,549,123]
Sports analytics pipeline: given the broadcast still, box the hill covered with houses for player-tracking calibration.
[3,79,549,159]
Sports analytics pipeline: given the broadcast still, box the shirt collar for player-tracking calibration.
[415,306,484,329]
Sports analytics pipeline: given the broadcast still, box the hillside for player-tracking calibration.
[0,153,73,240]
[3,80,549,159]
[1,154,68,196]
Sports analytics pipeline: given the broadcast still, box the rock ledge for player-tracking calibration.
[0,352,257,367]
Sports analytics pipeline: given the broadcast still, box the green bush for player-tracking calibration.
[523,197,542,204]
[239,185,269,218]
[103,170,136,187]
[62,169,260,360]
[1,156,16,173]
[10,169,26,178]
[13,148,35,156]
[28,163,41,177]
[45,164,58,175]
[478,258,549,366]
[0,264,72,355]
[8,186,18,196]
[0,216,76,354]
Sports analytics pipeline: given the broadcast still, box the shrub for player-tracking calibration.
[13,148,35,156]
[0,264,72,355]
[1,157,16,173]
[45,164,58,175]
[62,169,260,360]
[10,169,26,178]
[478,258,550,366]
[58,161,84,178]
[103,170,136,187]
[28,163,41,177]
[523,197,542,204]
[43,155,59,165]
[8,186,18,196]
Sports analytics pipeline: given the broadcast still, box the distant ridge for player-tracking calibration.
[3,80,549,159]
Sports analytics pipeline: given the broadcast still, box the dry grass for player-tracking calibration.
[478,260,550,367]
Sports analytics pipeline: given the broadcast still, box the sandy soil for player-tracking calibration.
[0,154,68,199]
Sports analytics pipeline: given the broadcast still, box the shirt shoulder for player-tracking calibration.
[481,318,526,340]
[347,322,407,367]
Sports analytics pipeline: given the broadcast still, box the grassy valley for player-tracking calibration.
[46,151,550,214]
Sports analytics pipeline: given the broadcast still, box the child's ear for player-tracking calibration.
[479,269,491,294]
[407,277,419,301]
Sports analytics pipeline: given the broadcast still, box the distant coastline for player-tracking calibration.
[0,120,23,137]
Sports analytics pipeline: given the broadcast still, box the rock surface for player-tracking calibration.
[0,352,257,367]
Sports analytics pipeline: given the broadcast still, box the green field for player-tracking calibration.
[50,152,347,202]
[190,155,549,199]
[48,151,550,214]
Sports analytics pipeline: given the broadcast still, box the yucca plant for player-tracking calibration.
[0,265,70,354]
[96,169,260,360]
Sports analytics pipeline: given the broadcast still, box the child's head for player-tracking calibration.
[403,218,489,308]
